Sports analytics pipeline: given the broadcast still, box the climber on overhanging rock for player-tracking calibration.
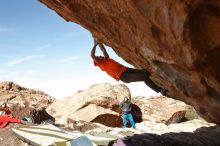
[91,38,168,96]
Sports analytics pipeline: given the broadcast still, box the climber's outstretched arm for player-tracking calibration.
[91,39,99,60]
[99,43,109,58]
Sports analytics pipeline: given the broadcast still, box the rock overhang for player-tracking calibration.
[39,0,220,124]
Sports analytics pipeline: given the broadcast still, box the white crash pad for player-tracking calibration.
[12,124,117,146]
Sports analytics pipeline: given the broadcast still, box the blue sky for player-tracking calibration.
[0,0,159,98]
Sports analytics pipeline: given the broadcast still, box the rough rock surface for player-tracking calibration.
[165,110,186,125]
[47,83,196,128]
[46,83,130,127]
[88,119,219,146]
[0,123,34,146]
[65,118,98,132]
[1,82,218,146]
[39,0,220,123]
[0,81,54,123]
[132,96,192,123]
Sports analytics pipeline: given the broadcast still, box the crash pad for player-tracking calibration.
[12,124,117,146]
[112,139,135,146]
[87,131,118,139]
[59,129,117,146]
[53,136,94,146]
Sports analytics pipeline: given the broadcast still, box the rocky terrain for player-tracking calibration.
[48,83,219,146]
[131,96,196,123]
[45,83,220,146]
[0,81,54,123]
[0,81,55,146]
[86,119,219,146]
[39,0,220,124]
[0,82,220,146]
[47,83,130,127]
[47,83,197,127]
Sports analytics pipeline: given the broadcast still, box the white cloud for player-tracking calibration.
[35,44,51,51]
[0,70,38,82]
[58,56,80,63]
[0,73,17,80]
[0,69,6,74]
[5,55,44,67]
[24,70,39,76]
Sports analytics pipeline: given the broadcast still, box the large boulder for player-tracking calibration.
[46,83,130,127]
[39,0,220,124]
[0,81,54,123]
[47,83,199,128]
[132,96,194,123]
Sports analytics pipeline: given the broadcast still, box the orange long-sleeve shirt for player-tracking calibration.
[94,57,127,81]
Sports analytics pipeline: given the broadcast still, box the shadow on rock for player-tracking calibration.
[91,103,143,128]
[10,104,54,124]
[92,114,123,127]
[131,103,143,123]
[123,125,220,146]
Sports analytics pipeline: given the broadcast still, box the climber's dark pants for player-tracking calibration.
[119,68,162,93]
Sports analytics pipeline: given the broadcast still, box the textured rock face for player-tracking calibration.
[46,83,130,127]
[132,96,192,123]
[0,81,54,123]
[47,83,197,128]
[39,0,220,123]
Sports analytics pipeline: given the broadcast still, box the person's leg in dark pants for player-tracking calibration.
[120,68,150,83]
[120,68,165,94]
[144,77,162,93]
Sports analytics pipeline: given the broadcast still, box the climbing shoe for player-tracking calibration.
[160,88,168,96]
